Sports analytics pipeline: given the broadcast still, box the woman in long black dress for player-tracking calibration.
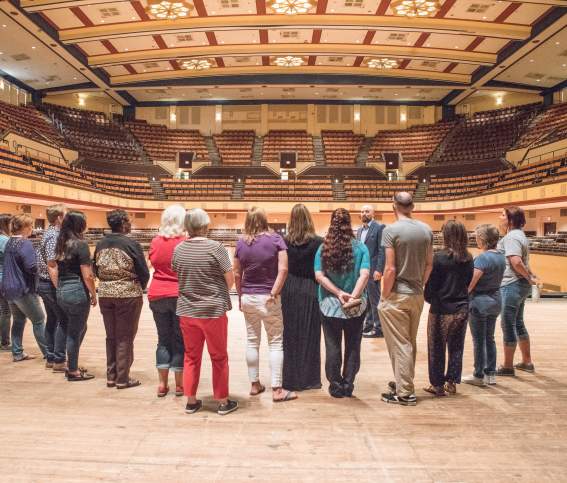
[282,204,324,391]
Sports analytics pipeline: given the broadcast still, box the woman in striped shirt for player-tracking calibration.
[172,208,238,416]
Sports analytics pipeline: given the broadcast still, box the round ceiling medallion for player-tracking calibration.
[269,0,316,15]
[146,0,193,20]
[274,56,305,67]
[367,58,400,69]
[180,58,213,70]
[391,0,440,17]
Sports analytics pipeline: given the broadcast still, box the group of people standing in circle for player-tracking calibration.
[0,193,538,414]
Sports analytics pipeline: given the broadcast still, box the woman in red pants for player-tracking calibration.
[172,208,237,416]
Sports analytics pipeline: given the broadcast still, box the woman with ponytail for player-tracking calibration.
[314,208,370,398]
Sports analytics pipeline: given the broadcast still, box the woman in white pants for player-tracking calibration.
[233,206,297,403]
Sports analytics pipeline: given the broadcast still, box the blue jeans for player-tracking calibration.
[149,297,184,372]
[500,279,531,347]
[9,293,47,358]
[38,279,68,363]
[469,293,501,379]
[0,294,11,345]
[56,278,90,373]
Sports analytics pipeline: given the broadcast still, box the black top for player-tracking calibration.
[424,250,474,315]
[285,236,323,280]
[57,239,91,279]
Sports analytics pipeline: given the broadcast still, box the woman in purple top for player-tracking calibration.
[233,206,297,403]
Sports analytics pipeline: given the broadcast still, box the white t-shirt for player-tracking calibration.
[497,229,530,286]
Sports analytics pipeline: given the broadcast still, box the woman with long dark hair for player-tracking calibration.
[281,204,323,391]
[55,210,97,381]
[314,208,370,398]
[424,220,474,396]
[0,213,12,350]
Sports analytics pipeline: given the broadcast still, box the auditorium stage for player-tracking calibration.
[1,298,566,482]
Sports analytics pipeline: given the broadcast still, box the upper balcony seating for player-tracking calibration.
[431,105,537,166]
[322,130,364,165]
[262,130,314,163]
[125,119,208,162]
[213,130,255,165]
[0,100,66,146]
[516,102,567,148]
[368,121,455,164]
[44,104,145,165]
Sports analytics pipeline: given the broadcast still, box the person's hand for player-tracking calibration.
[529,275,540,286]
[267,293,278,304]
[90,293,97,307]
[373,271,382,281]
[337,291,352,305]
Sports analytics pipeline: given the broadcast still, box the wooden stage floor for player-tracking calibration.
[1,297,566,482]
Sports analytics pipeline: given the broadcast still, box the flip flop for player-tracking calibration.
[250,384,266,396]
[423,385,446,397]
[273,390,297,403]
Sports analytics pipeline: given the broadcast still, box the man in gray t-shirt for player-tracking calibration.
[378,192,433,406]
[498,229,530,286]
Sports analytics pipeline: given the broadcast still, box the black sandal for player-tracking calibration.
[116,379,141,389]
[67,370,95,382]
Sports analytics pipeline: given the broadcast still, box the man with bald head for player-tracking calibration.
[356,204,385,338]
[379,192,433,406]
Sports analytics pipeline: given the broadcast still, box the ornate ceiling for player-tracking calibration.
[0,0,565,105]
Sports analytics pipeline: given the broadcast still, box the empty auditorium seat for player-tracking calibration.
[213,130,254,165]
[322,130,364,165]
[262,130,314,163]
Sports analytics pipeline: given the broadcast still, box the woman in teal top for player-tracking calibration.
[314,208,370,398]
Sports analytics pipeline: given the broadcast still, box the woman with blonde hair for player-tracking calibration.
[148,204,187,397]
[281,204,323,391]
[234,206,297,402]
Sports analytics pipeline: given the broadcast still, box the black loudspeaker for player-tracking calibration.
[280,151,297,169]
[179,152,194,169]
[383,152,400,170]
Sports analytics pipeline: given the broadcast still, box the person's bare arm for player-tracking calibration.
[233,257,242,295]
[47,260,58,288]
[468,268,484,293]
[423,244,434,286]
[351,268,370,299]
[381,247,396,299]
[80,264,97,307]
[224,270,235,290]
[315,271,351,304]
[509,255,537,284]
[269,250,288,299]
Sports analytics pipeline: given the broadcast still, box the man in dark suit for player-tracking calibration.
[357,205,385,338]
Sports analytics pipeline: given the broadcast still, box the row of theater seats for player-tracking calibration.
[243,178,333,200]
[322,130,364,165]
[368,122,455,164]
[162,178,234,200]
[427,155,567,199]
[432,105,538,166]
[516,103,567,148]
[125,119,208,162]
[343,179,418,201]
[43,104,145,165]
[213,130,255,165]
[262,130,314,163]
[0,100,66,146]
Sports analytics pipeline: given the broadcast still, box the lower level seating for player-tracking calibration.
[243,178,333,200]
[344,179,417,201]
[162,178,233,200]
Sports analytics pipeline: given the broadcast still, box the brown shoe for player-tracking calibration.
[52,362,67,373]
[45,361,54,369]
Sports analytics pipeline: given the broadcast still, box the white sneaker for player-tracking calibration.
[462,375,486,387]
[484,374,496,385]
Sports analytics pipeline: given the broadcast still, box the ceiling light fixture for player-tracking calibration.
[391,0,440,17]
[274,55,305,67]
[367,58,399,69]
[146,0,193,20]
[269,0,315,15]
[180,58,213,70]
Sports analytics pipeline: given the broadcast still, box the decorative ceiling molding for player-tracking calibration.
[58,15,531,43]
[109,64,470,85]
[89,43,496,68]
